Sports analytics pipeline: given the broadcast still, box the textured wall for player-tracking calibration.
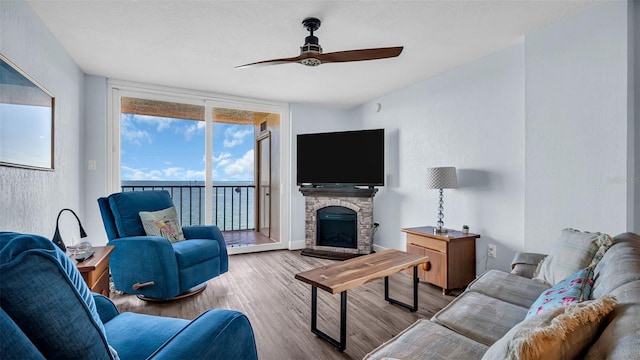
[0,0,85,239]
[353,45,526,273]
[525,1,631,252]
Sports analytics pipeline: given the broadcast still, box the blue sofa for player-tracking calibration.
[98,190,228,300]
[0,232,258,360]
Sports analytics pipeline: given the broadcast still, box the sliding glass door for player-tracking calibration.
[110,86,288,254]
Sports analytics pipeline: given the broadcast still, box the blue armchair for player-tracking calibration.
[98,190,228,300]
[0,232,258,360]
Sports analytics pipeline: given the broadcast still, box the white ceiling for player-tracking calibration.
[27,0,601,109]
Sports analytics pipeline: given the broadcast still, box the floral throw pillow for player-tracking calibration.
[526,267,594,319]
[139,206,185,243]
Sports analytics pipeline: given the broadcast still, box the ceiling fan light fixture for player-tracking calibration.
[300,58,321,67]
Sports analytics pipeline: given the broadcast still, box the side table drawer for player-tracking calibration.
[407,234,447,253]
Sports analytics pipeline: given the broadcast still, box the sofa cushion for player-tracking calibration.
[109,190,174,238]
[104,312,189,359]
[584,280,640,359]
[139,206,185,243]
[525,267,594,319]
[467,270,550,308]
[591,232,640,299]
[432,291,528,346]
[172,239,220,268]
[533,228,610,285]
[0,307,46,360]
[363,319,488,360]
[482,295,616,360]
[0,233,113,359]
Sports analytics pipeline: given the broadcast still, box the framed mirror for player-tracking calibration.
[0,53,55,170]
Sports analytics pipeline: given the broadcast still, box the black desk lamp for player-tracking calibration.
[52,208,87,252]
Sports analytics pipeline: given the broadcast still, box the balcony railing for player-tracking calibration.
[121,181,255,231]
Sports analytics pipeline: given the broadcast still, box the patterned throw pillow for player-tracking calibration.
[533,228,611,285]
[526,267,594,319]
[483,295,617,360]
[139,206,185,243]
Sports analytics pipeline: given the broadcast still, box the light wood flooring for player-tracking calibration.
[110,250,460,360]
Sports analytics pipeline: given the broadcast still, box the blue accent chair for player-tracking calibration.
[0,232,258,360]
[98,190,228,300]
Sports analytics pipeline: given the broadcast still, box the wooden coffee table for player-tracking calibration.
[295,249,428,352]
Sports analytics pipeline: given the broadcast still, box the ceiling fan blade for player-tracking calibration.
[235,55,306,69]
[317,46,403,63]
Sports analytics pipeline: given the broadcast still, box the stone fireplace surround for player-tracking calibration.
[300,187,377,257]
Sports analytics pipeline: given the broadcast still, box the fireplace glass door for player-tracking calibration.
[317,206,357,249]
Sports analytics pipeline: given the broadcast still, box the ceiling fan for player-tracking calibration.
[235,17,403,69]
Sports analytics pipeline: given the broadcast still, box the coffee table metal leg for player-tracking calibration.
[310,286,347,352]
[384,265,419,312]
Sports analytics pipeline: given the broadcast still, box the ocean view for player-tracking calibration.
[121,180,255,231]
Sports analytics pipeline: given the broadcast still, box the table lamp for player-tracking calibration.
[52,208,87,252]
[426,167,458,234]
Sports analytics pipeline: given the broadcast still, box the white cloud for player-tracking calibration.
[213,152,232,167]
[121,117,152,146]
[135,115,175,132]
[121,165,204,181]
[121,165,163,180]
[182,121,205,141]
[223,126,253,148]
[162,167,184,178]
[223,149,254,180]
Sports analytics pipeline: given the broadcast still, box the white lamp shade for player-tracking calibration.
[426,167,458,189]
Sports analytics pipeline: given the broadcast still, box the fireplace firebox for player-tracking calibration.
[317,206,357,249]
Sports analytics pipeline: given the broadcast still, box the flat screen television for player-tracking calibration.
[296,128,384,186]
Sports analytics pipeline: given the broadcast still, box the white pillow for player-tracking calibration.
[139,206,185,243]
[533,228,612,285]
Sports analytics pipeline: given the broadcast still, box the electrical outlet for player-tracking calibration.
[487,244,497,258]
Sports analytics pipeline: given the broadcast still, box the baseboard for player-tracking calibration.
[289,241,386,252]
[372,243,389,253]
[288,240,306,250]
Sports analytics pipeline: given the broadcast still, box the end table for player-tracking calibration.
[69,245,114,296]
[402,226,480,295]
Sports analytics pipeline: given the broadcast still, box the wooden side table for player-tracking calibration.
[69,245,114,297]
[402,226,480,295]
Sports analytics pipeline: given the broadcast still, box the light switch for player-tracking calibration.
[88,160,96,171]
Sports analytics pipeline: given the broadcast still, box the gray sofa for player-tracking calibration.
[364,232,640,359]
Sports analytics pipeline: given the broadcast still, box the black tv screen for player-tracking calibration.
[296,129,384,186]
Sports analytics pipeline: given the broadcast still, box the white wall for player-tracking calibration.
[351,45,525,272]
[288,103,361,248]
[524,1,632,252]
[83,75,109,244]
[0,0,85,240]
[633,0,640,234]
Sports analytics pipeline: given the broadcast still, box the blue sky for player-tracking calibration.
[120,114,254,182]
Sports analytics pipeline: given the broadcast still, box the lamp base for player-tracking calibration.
[434,227,448,234]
